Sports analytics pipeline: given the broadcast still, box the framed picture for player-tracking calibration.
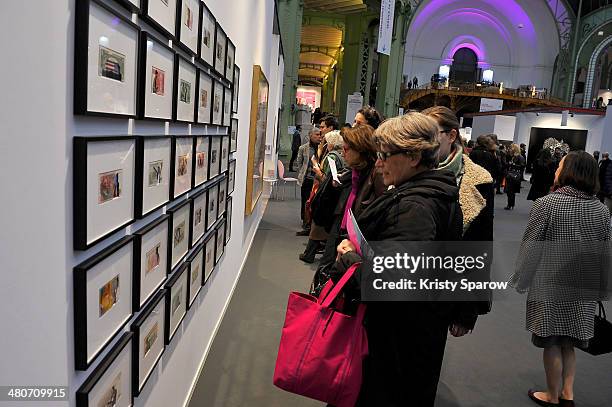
[74,236,135,370]
[196,69,213,124]
[176,0,200,56]
[130,289,165,397]
[209,136,221,178]
[232,65,240,113]
[164,263,188,344]
[199,3,215,68]
[166,198,191,272]
[217,177,227,219]
[142,0,177,39]
[193,136,209,187]
[135,136,171,218]
[245,65,269,215]
[225,40,235,83]
[190,188,206,246]
[229,118,238,153]
[215,220,226,263]
[132,215,168,311]
[227,159,236,194]
[211,80,224,125]
[173,55,197,122]
[186,243,204,308]
[115,0,141,13]
[138,32,174,121]
[220,135,230,173]
[76,332,133,407]
[203,233,215,283]
[206,183,218,230]
[213,23,227,76]
[223,86,232,127]
[170,136,194,200]
[225,195,233,244]
[74,0,140,118]
[74,137,136,250]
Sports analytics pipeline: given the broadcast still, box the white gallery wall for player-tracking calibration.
[0,1,282,406]
[472,115,517,142]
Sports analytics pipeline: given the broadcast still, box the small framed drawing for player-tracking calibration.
[211,80,224,125]
[190,188,206,246]
[142,0,177,39]
[186,243,204,308]
[230,118,238,153]
[74,0,140,118]
[203,233,216,283]
[228,159,236,194]
[135,136,171,218]
[196,69,212,124]
[199,3,215,68]
[176,0,200,56]
[213,23,227,76]
[223,86,232,127]
[220,135,230,173]
[206,183,218,230]
[132,215,169,312]
[209,136,221,178]
[225,40,235,82]
[76,332,133,407]
[217,177,227,219]
[74,137,136,250]
[170,136,194,200]
[74,236,135,370]
[166,198,192,272]
[137,32,174,121]
[130,289,165,397]
[193,136,209,187]
[173,55,197,122]
[164,263,188,344]
[225,195,233,244]
[215,220,226,263]
[232,65,240,113]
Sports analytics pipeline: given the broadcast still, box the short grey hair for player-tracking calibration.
[324,130,344,150]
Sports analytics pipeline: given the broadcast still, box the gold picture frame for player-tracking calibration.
[245,65,269,215]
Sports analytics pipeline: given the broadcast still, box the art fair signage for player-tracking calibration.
[346,92,364,124]
[377,0,395,55]
[479,98,504,112]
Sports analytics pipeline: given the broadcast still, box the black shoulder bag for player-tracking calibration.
[578,302,612,355]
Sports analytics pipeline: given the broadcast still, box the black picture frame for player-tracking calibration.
[229,118,238,153]
[222,85,232,127]
[192,135,210,187]
[74,235,135,370]
[73,136,137,251]
[76,332,133,407]
[215,219,226,264]
[225,195,232,244]
[205,181,218,230]
[217,175,227,219]
[141,0,177,41]
[203,230,216,284]
[227,158,236,194]
[213,22,227,76]
[211,78,224,125]
[74,0,140,119]
[220,134,230,172]
[130,289,166,397]
[185,241,205,308]
[166,197,192,273]
[137,32,175,121]
[197,2,216,70]
[195,68,213,124]
[232,65,240,113]
[135,136,172,219]
[173,53,197,123]
[189,187,207,247]
[164,262,188,344]
[132,214,169,312]
[114,0,142,13]
[169,135,195,200]
[225,39,235,83]
[208,135,222,178]
[175,0,200,56]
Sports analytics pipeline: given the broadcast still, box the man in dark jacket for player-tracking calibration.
[288,125,301,171]
[599,152,612,210]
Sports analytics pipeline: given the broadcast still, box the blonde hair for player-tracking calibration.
[324,130,344,151]
[509,143,521,157]
[374,113,440,169]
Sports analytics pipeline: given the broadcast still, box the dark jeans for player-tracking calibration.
[507,190,516,207]
[289,149,298,170]
[300,177,314,224]
[319,215,343,266]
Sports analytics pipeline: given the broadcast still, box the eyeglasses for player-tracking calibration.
[376,150,409,161]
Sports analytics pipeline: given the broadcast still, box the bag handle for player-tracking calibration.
[598,301,607,320]
[320,263,361,308]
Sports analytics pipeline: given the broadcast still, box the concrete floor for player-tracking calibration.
[188,182,612,407]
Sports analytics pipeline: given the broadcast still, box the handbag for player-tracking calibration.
[273,263,368,407]
[309,261,334,297]
[578,301,612,355]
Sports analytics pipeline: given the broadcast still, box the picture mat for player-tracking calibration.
[86,139,135,245]
[142,138,171,214]
[85,335,132,407]
[138,296,164,390]
[197,71,213,124]
[200,6,215,66]
[192,192,206,244]
[87,2,138,116]
[220,135,229,173]
[215,224,225,262]
[230,118,238,152]
[209,136,221,178]
[214,27,227,75]
[225,42,235,82]
[176,59,196,122]
[232,67,239,113]
[144,38,174,119]
[194,136,209,186]
[204,236,215,282]
[170,203,191,268]
[228,160,236,194]
[178,0,200,54]
[138,220,168,307]
[226,197,233,242]
[206,186,218,229]
[147,0,177,37]
[188,248,204,305]
[223,87,231,127]
[168,271,188,340]
[217,181,226,218]
[173,137,193,198]
[212,81,223,125]
[85,242,133,365]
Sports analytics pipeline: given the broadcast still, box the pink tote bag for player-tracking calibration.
[273,264,368,407]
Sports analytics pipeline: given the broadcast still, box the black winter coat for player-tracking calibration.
[469,146,500,181]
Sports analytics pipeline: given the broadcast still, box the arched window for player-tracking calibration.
[450,48,478,82]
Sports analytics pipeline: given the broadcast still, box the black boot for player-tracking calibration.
[299,239,319,263]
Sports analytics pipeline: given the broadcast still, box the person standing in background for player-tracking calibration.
[599,152,612,211]
[295,128,321,235]
[505,144,526,210]
[527,148,555,201]
[288,125,301,172]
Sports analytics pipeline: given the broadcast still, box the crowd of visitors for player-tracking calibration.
[282,105,610,407]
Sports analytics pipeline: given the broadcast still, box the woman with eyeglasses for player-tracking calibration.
[332,113,463,406]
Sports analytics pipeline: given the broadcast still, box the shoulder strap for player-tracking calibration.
[319,263,361,307]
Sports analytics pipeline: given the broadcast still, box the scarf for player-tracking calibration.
[341,169,362,230]
[437,146,465,185]
[554,186,596,200]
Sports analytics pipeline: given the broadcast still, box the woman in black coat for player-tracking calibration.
[527,148,555,201]
[332,113,464,407]
[505,143,526,210]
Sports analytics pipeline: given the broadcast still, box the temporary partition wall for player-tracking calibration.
[0,1,283,406]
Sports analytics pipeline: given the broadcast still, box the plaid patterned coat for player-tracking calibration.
[512,186,611,340]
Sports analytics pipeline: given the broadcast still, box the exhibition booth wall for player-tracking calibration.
[0,1,283,406]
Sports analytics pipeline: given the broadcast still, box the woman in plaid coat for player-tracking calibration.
[511,151,611,407]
